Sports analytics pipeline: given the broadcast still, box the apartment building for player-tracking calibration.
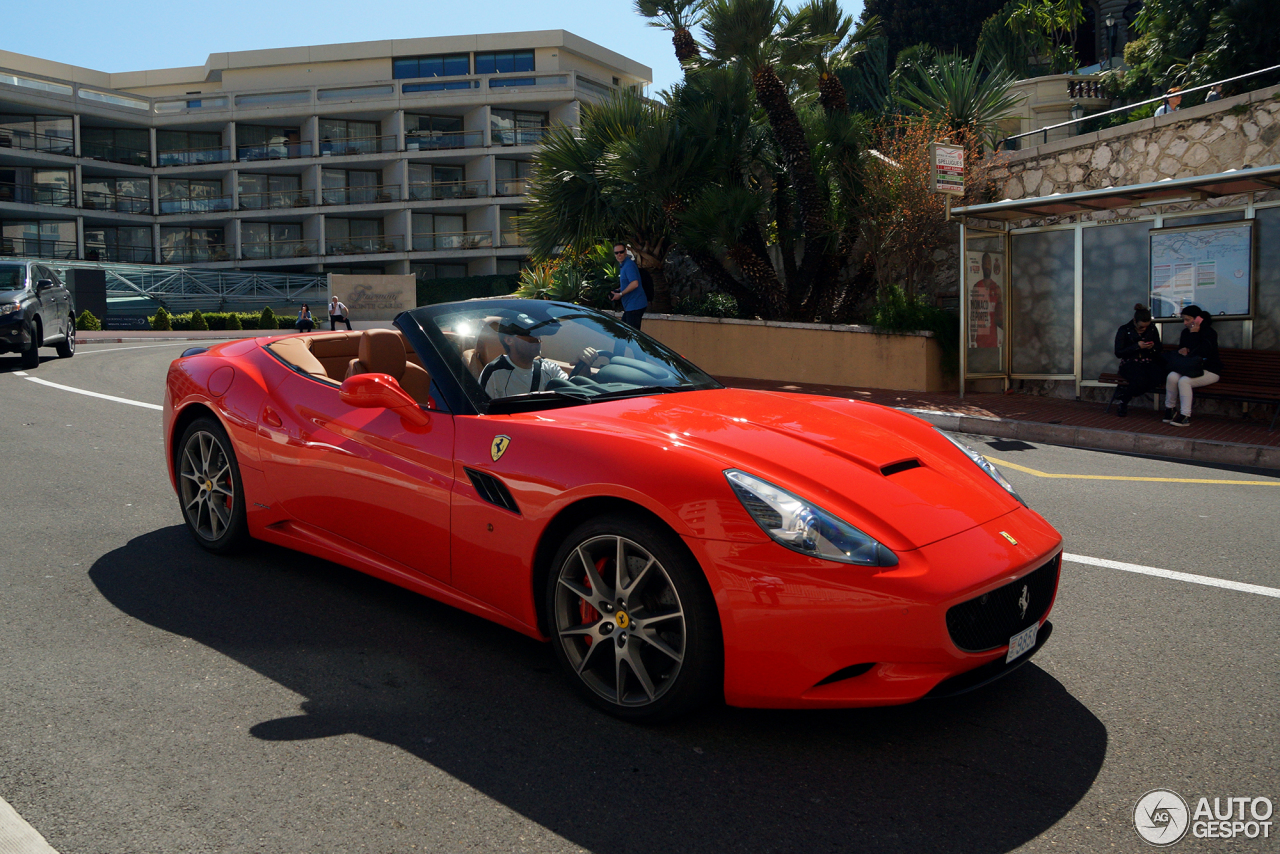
[0,32,650,282]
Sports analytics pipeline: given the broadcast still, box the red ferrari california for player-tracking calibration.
[164,299,1063,720]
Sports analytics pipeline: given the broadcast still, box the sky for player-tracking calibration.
[1,0,863,96]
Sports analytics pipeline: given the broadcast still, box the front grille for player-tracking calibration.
[464,467,520,514]
[945,555,1060,652]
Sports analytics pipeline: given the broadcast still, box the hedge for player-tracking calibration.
[145,310,277,331]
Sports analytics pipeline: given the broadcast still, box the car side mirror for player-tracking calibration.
[339,373,432,428]
[36,279,55,291]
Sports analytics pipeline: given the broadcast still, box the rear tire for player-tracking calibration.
[55,316,75,358]
[176,416,250,553]
[20,320,40,368]
[546,514,722,722]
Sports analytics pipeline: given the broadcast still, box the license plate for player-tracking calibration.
[1006,622,1038,663]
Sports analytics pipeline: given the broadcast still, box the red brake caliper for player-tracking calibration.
[579,557,607,646]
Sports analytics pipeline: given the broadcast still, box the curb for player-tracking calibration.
[901,407,1280,471]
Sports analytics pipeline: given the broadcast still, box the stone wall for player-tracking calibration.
[988,84,1280,206]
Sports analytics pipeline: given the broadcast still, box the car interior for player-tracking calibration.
[266,329,433,405]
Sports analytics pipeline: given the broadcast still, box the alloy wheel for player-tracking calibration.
[179,429,237,543]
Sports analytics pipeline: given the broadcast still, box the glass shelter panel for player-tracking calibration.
[1254,206,1280,351]
[964,231,1005,375]
[1010,229,1075,375]
[1081,220,1152,383]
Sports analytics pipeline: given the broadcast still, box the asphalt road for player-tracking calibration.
[1,342,1277,854]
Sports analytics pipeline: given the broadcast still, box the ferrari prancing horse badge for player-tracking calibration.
[491,435,512,461]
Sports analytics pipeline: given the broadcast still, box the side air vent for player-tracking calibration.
[880,459,922,477]
[465,467,520,514]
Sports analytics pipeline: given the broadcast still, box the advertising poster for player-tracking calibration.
[966,249,1004,373]
[1150,222,1252,317]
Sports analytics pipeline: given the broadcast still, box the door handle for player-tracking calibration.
[263,407,283,428]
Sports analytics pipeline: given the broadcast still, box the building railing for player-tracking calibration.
[0,129,74,155]
[238,141,312,161]
[494,178,529,197]
[491,127,551,146]
[319,135,397,156]
[321,184,402,206]
[238,189,313,210]
[499,231,526,247]
[81,141,150,167]
[84,244,154,263]
[81,189,151,213]
[326,235,404,255]
[241,239,319,260]
[405,130,484,151]
[0,182,74,206]
[161,244,232,264]
[408,179,487,201]
[413,231,493,251]
[488,74,570,90]
[1,237,78,259]
[158,195,234,215]
[158,146,231,166]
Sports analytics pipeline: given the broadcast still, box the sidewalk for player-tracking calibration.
[719,377,1280,471]
[77,321,395,344]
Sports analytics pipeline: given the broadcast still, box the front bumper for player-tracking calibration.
[689,505,1063,708]
[0,318,32,353]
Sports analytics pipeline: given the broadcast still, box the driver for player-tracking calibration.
[479,313,598,399]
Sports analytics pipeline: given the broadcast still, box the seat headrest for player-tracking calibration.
[475,317,504,367]
[357,329,406,380]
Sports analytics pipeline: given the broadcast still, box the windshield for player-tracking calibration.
[0,264,26,292]
[408,299,721,413]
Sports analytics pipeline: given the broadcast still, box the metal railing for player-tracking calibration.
[1,237,78,259]
[1003,63,1280,150]
[0,129,75,155]
[160,244,233,264]
[320,184,402,206]
[488,74,569,90]
[0,182,74,206]
[241,238,319,260]
[405,130,484,151]
[408,179,487,201]
[491,127,551,146]
[158,146,231,166]
[499,231,526,247]
[412,231,493,250]
[326,235,404,255]
[318,135,397,156]
[81,141,150,167]
[81,189,151,213]
[238,189,313,210]
[494,178,529,196]
[159,195,234,215]
[238,141,312,161]
[83,245,155,264]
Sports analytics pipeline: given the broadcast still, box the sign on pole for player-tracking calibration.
[930,142,965,196]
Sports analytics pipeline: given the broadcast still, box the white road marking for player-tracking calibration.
[20,376,162,411]
[13,371,27,376]
[77,342,196,355]
[1064,553,1280,599]
[0,795,60,853]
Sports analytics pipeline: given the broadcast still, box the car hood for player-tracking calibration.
[538,388,1020,551]
[0,289,27,303]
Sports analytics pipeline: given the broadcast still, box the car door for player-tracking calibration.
[257,369,455,584]
[34,265,65,338]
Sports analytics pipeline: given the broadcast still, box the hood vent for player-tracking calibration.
[880,459,922,477]
[465,468,520,514]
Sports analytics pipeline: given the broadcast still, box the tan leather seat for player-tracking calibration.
[465,316,505,379]
[345,329,433,406]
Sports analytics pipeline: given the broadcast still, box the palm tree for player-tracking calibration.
[895,51,1020,148]
[788,1,880,115]
[635,0,708,63]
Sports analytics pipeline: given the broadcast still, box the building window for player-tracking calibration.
[81,177,150,213]
[81,127,150,167]
[84,226,152,263]
[321,169,389,205]
[491,110,548,146]
[0,114,73,154]
[475,50,534,75]
[0,220,76,258]
[242,222,306,260]
[157,130,224,165]
[412,262,469,281]
[318,119,383,155]
[160,227,227,263]
[239,173,305,209]
[495,159,531,196]
[393,54,470,80]
[159,178,228,214]
[238,125,303,160]
[326,218,397,254]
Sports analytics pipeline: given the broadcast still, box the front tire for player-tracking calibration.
[176,416,249,553]
[55,316,75,358]
[20,320,40,368]
[546,514,722,722]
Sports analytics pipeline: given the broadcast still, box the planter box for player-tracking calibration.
[641,314,955,393]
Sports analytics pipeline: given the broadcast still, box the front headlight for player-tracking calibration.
[0,303,21,316]
[725,469,897,567]
[937,431,1025,505]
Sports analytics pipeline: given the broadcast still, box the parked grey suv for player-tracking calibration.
[0,260,76,368]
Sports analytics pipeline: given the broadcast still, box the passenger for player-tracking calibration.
[1163,305,1221,427]
[479,313,597,399]
[1112,303,1164,417]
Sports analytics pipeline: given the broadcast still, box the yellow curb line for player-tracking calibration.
[984,455,1280,486]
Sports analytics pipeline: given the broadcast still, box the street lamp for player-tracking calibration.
[1070,101,1084,135]
[1104,14,1117,70]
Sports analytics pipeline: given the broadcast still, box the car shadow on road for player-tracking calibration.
[91,527,1107,854]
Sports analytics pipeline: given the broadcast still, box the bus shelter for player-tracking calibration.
[951,164,1280,397]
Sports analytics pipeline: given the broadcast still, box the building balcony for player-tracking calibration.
[0,182,73,207]
[413,231,493,251]
[161,244,233,264]
[408,179,487,201]
[0,129,74,156]
[499,231,526,247]
[81,141,150,167]
[81,189,151,213]
[84,245,155,264]
[494,178,528,197]
[239,189,314,210]
[320,184,402,205]
[319,135,398,157]
[241,238,319,260]
[238,141,313,161]
[405,130,485,151]
[159,195,234,215]
[491,127,550,147]
[326,235,404,255]
[1,237,77,259]
[157,146,232,166]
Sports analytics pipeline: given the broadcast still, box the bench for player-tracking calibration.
[1099,346,1280,431]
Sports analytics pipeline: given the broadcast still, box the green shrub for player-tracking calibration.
[417,273,520,306]
[190,309,209,331]
[225,312,242,331]
[258,306,278,330]
[672,292,740,318]
[75,310,101,331]
[868,285,959,376]
[152,306,172,331]
[239,312,259,330]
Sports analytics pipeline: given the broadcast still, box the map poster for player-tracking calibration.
[966,249,1004,373]
[1150,221,1252,318]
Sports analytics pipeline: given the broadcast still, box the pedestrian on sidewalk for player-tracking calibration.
[328,296,352,331]
[609,243,647,330]
[1163,306,1221,427]
[1113,303,1164,417]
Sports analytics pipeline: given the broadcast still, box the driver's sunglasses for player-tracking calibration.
[613,250,626,256]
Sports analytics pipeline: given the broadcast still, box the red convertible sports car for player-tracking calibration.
[164,299,1063,721]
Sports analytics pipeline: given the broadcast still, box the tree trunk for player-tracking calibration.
[817,72,849,115]
[727,243,788,319]
[673,28,700,63]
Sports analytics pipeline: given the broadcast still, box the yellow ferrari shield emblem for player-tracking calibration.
[615,611,630,629]
[1000,531,1018,545]
[491,435,512,461]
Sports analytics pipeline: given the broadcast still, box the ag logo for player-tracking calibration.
[490,435,512,462]
[1134,789,1190,846]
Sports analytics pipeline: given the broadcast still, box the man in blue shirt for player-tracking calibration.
[610,243,647,329]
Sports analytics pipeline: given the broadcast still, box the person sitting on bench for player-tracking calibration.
[1112,303,1164,417]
